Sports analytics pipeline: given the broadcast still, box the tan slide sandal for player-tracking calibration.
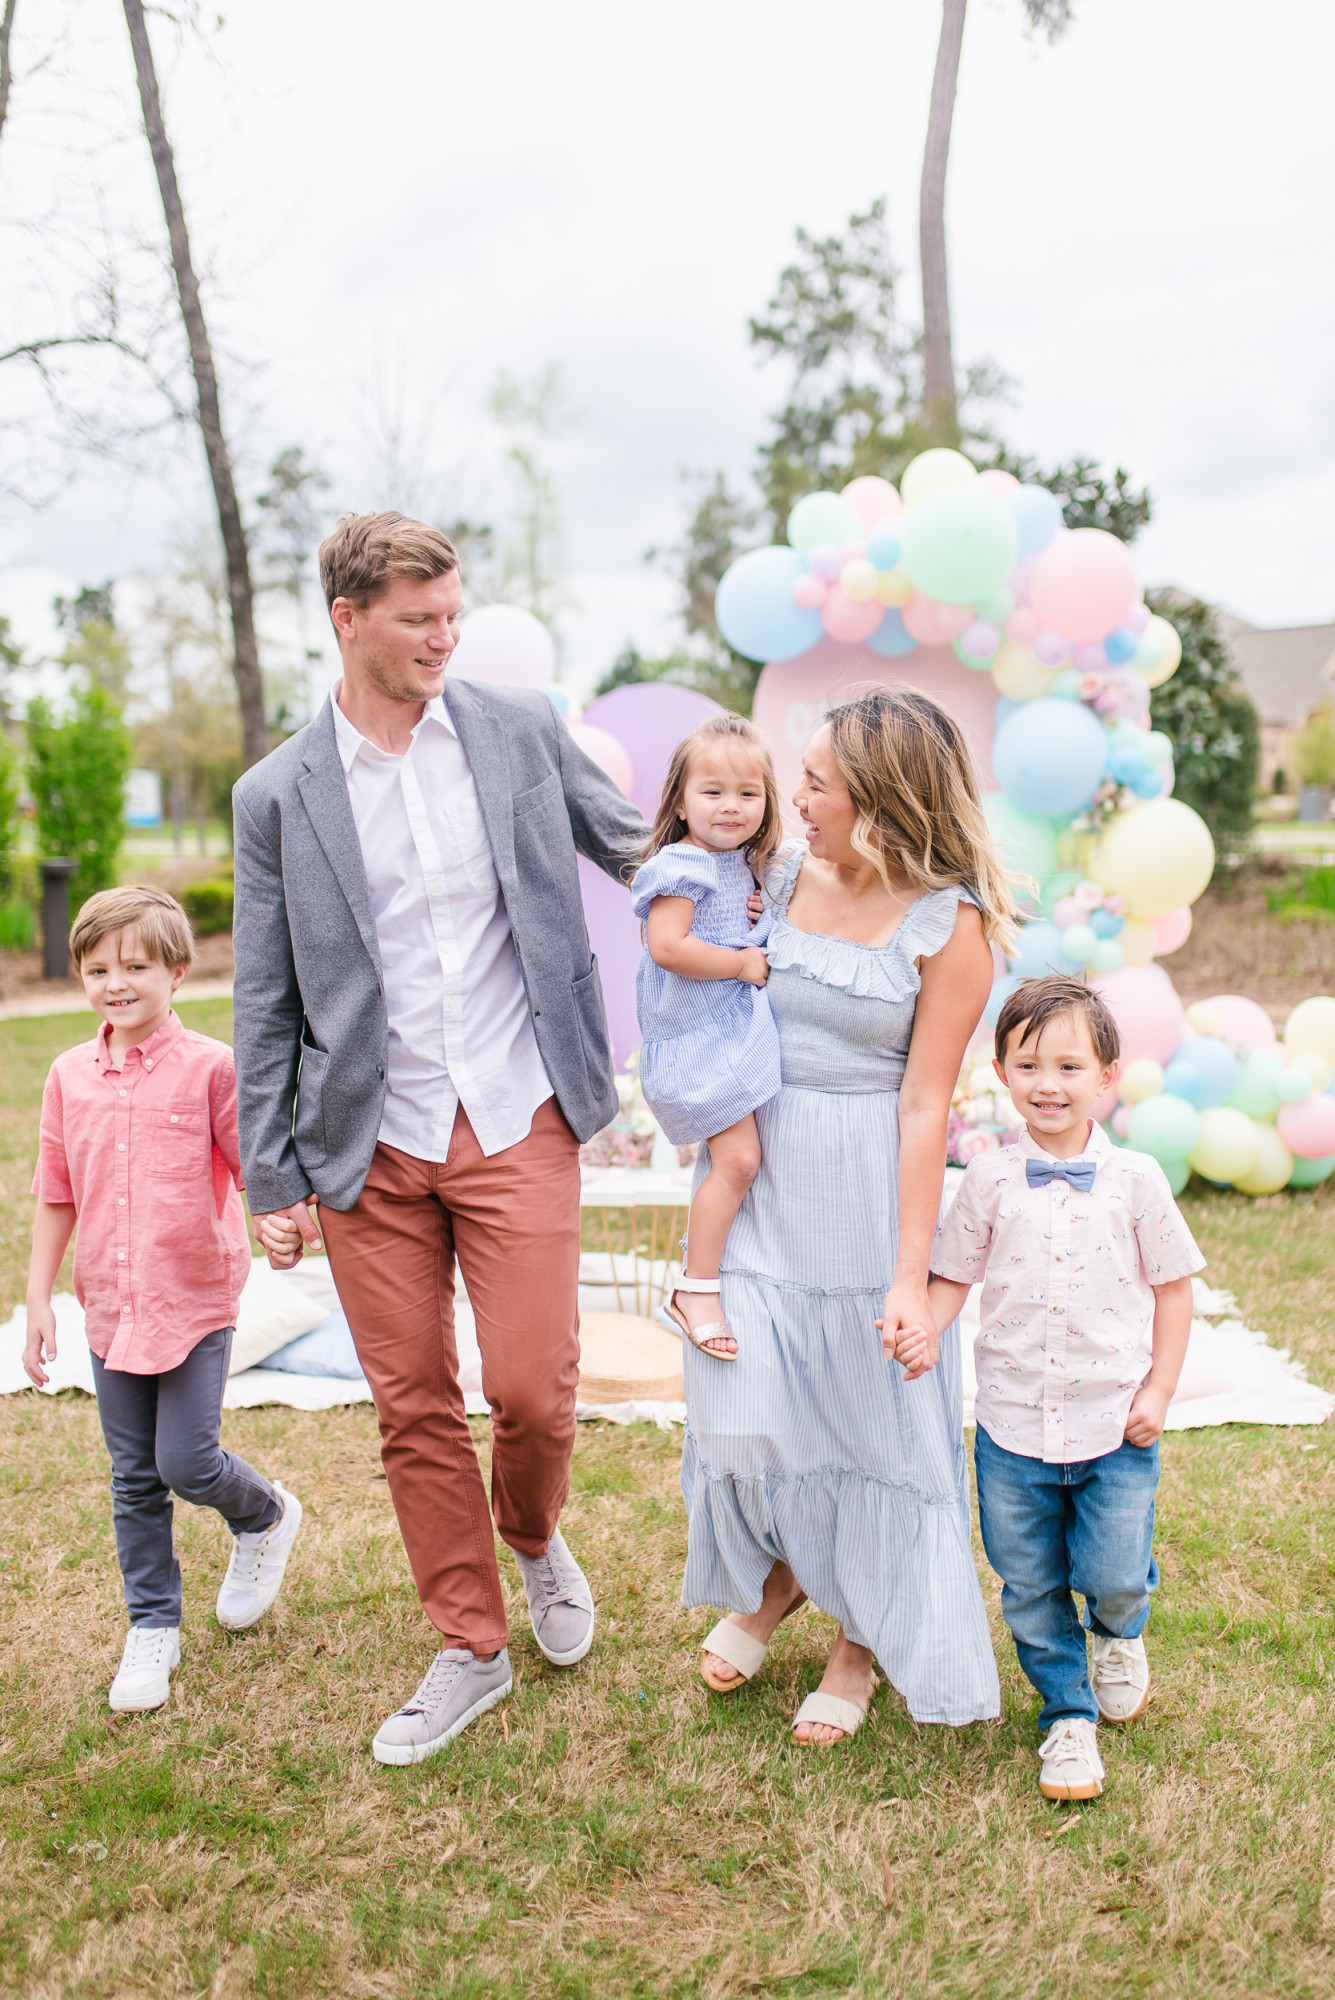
[660,1276,738,1361]
[700,1617,769,1693]
[791,1690,872,1746]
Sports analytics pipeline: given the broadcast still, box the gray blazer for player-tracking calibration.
[231,680,647,1214]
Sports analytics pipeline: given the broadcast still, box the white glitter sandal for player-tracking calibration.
[659,1276,738,1361]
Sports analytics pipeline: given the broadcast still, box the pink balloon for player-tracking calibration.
[1206,994,1277,1048]
[822,586,886,644]
[1093,1080,1121,1124]
[963,620,1000,657]
[1150,906,1192,956]
[566,722,634,796]
[1030,529,1139,645]
[793,573,828,610]
[839,539,866,564]
[1053,896,1083,929]
[937,602,974,639]
[1090,963,1185,1065]
[1277,1094,1335,1160]
[840,475,903,528]
[1033,630,1068,666]
[978,469,1020,493]
[1112,1104,1133,1139]
[809,543,843,583]
[1124,601,1150,633]
[1005,606,1039,645]
[1010,559,1035,605]
[1072,643,1107,672]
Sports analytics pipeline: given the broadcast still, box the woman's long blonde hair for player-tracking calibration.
[637,713,784,887]
[823,688,1022,954]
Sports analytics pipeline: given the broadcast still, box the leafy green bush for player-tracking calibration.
[0,899,34,949]
[1265,865,1335,921]
[26,685,132,909]
[1147,589,1259,857]
[180,877,234,934]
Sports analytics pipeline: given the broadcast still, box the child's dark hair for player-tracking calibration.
[994,974,1120,1068]
[636,714,784,886]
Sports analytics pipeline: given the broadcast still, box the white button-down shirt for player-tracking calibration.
[332,690,552,1160]
[932,1122,1204,1464]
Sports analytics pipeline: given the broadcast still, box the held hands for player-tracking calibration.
[875,1284,941,1381]
[253,1197,324,1270]
[22,1300,57,1388]
[1123,1380,1172,1447]
[736,945,770,987]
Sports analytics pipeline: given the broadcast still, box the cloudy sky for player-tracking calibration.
[1,0,1331,700]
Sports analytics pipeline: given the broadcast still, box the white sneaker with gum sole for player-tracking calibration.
[1091,1634,1151,1723]
[1038,1717,1105,1801]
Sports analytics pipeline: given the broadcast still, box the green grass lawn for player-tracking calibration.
[1,1007,1333,1997]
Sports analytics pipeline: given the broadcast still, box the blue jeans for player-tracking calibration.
[974,1425,1160,1730]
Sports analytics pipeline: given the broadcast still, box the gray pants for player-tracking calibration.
[91,1326,282,1628]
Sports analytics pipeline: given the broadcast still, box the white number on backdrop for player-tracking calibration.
[786,702,814,748]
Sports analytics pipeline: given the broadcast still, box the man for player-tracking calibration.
[232,511,645,1764]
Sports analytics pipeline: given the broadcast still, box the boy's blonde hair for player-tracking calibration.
[69,885,194,972]
[638,714,784,887]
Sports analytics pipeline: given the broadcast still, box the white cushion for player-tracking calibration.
[229,1257,342,1374]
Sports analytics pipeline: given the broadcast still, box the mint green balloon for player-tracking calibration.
[1225,1048,1286,1120]
[1143,730,1174,768]
[1164,1156,1191,1195]
[787,491,862,555]
[974,586,1014,624]
[1128,1093,1202,1164]
[1039,869,1084,918]
[900,486,1019,605]
[984,794,1058,887]
[1288,1152,1335,1187]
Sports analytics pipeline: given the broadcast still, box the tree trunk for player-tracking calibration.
[919,0,967,443]
[121,0,268,770]
[0,0,18,154]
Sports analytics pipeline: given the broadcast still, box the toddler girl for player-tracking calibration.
[632,714,785,1359]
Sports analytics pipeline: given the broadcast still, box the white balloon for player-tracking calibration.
[449,604,556,689]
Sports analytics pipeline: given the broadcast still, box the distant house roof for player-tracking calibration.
[1215,611,1335,728]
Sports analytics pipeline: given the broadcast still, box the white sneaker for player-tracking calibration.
[109,1626,180,1711]
[1038,1716,1105,1801]
[216,1482,303,1631]
[1090,1634,1151,1723]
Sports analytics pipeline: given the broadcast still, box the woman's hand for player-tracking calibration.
[736,946,770,987]
[875,1283,941,1380]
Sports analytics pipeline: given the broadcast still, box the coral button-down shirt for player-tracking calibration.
[931,1121,1205,1464]
[32,1012,251,1374]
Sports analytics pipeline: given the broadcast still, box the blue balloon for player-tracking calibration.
[994,696,1021,731]
[1104,626,1138,665]
[1163,1037,1238,1109]
[714,547,823,663]
[545,686,572,715]
[866,607,917,657]
[1089,909,1124,939]
[1005,484,1064,559]
[1109,746,1147,785]
[993,698,1109,818]
[865,526,902,569]
[1133,768,1164,798]
[1007,920,1075,979]
[984,973,1021,1026]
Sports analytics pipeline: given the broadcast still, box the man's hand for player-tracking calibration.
[22,1300,57,1388]
[253,1198,323,1269]
[736,946,770,987]
[1124,1381,1171,1447]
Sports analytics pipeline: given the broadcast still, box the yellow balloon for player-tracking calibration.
[876,566,914,607]
[1141,616,1183,689]
[1091,798,1215,919]
[1184,999,1224,1037]
[1294,1050,1334,1093]
[841,558,879,602]
[1233,1123,1294,1196]
[1118,917,1156,967]
[1119,1058,1166,1105]
[900,448,978,508]
[1189,1107,1262,1184]
[1283,995,1335,1069]
[991,644,1056,702]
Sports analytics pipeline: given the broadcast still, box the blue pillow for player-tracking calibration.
[257,1307,367,1380]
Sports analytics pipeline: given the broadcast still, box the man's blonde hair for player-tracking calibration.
[69,885,194,972]
[318,511,459,612]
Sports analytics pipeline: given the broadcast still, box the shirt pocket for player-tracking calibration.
[143,1106,207,1180]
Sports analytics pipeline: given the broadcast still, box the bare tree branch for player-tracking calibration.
[0,0,17,157]
[919,0,967,442]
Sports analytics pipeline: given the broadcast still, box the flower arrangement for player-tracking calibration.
[947,1060,1026,1168]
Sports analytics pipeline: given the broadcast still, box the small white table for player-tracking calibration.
[578,1166,694,1318]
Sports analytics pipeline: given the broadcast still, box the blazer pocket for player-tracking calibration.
[512,772,563,818]
[570,959,611,1078]
[294,1044,329,1170]
[143,1107,206,1179]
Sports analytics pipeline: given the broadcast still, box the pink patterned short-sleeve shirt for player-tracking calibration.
[931,1121,1204,1464]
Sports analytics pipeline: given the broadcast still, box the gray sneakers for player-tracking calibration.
[513,1528,595,1666]
[372,1647,513,1766]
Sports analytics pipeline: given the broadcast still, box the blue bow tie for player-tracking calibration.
[1026,1157,1098,1194]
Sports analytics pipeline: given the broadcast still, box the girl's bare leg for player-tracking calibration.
[792,1632,878,1744]
[702,1560,807,1688]
[675,1114,760,1356]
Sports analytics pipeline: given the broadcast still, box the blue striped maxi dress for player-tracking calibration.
[680,845,1000,1727]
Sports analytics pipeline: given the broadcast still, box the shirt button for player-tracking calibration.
[170,1115,179,1124]
[145,1060,152,1069]
[119,1089,128,1098]
[121,1305,130,1314]
[118,1253,125,1261]
[118,1198,126,1206]
[117,1143,126,1152]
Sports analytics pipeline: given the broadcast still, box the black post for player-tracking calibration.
[40,859,78,981]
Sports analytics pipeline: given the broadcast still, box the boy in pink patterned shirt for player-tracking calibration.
[928,975,1202,1804]
[24,887,303,1714]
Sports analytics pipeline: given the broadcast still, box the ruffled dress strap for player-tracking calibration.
[762,839,807,912]
[630,843,719,922]
[766,880,979,1002]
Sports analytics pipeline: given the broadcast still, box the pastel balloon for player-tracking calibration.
[1205,994,1277,1049]
[1033,630,1068,666]
[983,793,1058,886]
[875,567,914,607]
[963,620,1001,658]
[1139,616,1183,688]
[840,558,880,602]
[974,587,1013,624]
[866,607,918,657]
[787,492,863,555]
[1163,1037,1237,1108]
[1119,1058,1166,1105]
[1233,1124,1295,1196]
[793,573,828,610]
[1125,601,1151,634]
[1090,963,1185,1065]
[1090,937,1124,973]
[1052,897,1083,929]
[1164,1157,1191,1195]
[1188,1106,1262,1185]
[565,722,634,796]
[978,468,1020,493]
[1118,917,1156,967]
[1030,529,1139,644]
[1092,1078,1121,1123]
[1276,1093,1335,1160]
[582,683,723,822]
[899,485,1020,606]
[1128,1092,1202,1165]
[1005,484,1065,560]
[991,644,1055,703]
[1276,1066,1313,1104]
[954,637,995,671]
[715,546,823,662]
[1008,920,1072,978]
[993,697,1109,818]
[1112,1105,1133,1140]
[1005,605,1039,646]
[1072,643,1108,674]
[1150,906,1192,955]
[865,525,903,569]
[450,603,556,689]
[1090,797,1215,918]
[1060,922,1097,963]
[1289,1152,1335,1186]
[809,544,843,583]
[821,585,886,644]
[1283,995,1335,1068]
[1142,730,1174,768]
[1089,909,1123,939]
[1104,627,1138,665]
[840,475,903,529]
[901,592,957,645]
[1225,1047,1286,1120]
[1293,1051,1333,1092]
[900,447,978,508]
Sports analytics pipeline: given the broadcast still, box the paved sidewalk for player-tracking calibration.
[0,977,234,1023]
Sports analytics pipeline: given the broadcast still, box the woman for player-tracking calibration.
[681,688,1019,1742]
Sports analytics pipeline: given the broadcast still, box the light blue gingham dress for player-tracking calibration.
[632,843,782,1146]
[680,844,1000,1726]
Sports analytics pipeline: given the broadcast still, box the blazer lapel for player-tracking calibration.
[297,699,383,974]
[444,679,516,887]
